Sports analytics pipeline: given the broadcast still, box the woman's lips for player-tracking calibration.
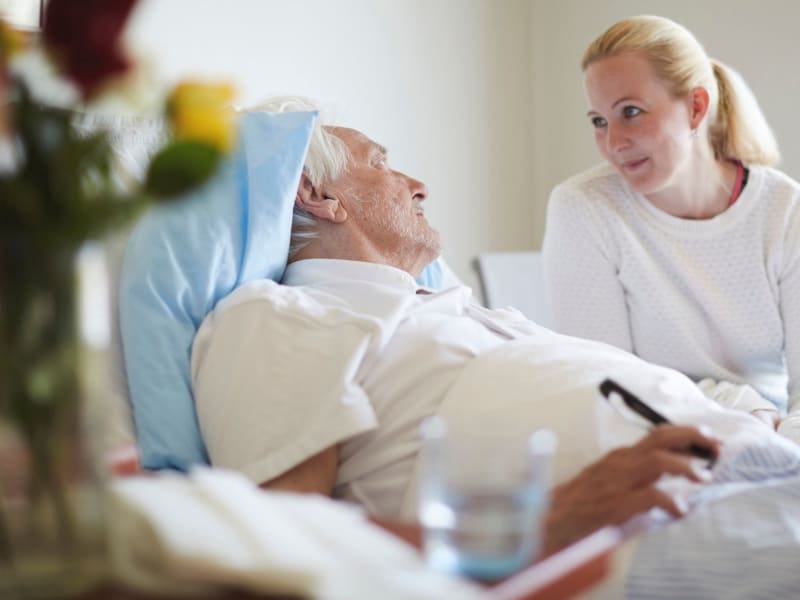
[621,157,649,172]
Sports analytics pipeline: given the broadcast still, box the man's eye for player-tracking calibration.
[591,116,607,128]
[623,106,642,118]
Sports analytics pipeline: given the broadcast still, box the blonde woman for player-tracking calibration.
[542,15,800,442]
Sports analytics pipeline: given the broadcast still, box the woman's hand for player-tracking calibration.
[750,409,780,430]
[541,426,720,556]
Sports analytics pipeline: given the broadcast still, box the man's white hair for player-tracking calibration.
[239,96,350,257]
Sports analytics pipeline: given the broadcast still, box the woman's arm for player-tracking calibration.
[697,378,780,429]
[542,184,633,351]
[777,203,800,442]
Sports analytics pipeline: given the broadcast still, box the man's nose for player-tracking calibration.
[406,174,428,200]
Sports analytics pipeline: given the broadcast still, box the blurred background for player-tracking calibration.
[7,0,800,289]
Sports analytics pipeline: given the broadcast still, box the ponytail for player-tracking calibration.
[709,60,780,166]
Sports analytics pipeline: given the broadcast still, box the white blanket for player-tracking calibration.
[398,330,791,597]
[402,330,768,517]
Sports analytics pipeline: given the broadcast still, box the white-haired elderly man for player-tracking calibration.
[191,98,721,556]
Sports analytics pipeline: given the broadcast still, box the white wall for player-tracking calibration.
[128,0,800,289]
[128,0,535,290]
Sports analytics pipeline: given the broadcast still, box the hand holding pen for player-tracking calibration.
[599,378,719,466]
[546,415,720,552]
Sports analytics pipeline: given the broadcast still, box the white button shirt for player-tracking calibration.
[191,259,541,516]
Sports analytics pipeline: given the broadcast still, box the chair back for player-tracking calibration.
[473,251,554,328]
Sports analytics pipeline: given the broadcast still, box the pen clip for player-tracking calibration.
[599,378,670,426]
[599,378,717,466]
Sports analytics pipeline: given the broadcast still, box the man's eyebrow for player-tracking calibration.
[371,143,388,157]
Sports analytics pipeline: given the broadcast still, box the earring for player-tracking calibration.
[690,128,700,139]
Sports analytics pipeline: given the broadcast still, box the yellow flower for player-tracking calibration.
[167,81,236,153]
[0,19,28,58]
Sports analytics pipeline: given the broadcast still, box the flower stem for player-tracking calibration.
[0,478,13,564]
[31,425,77,550]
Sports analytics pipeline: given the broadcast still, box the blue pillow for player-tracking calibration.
[416,257,443,289]
[120,110,317,470]
[120,110,446,471]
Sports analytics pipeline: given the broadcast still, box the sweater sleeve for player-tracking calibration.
[697,378,779,414]
[777,201,800,443]
[542,181,634,352]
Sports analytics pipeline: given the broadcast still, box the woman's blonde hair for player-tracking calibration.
[582,15,779,166]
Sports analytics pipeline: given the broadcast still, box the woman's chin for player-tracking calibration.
[618,171,662,197]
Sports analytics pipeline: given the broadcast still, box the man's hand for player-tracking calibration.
[541,426,719,556]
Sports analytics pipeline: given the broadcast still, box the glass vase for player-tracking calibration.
[0,240,111,599]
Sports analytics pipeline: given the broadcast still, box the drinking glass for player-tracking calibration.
[418,416,556,582]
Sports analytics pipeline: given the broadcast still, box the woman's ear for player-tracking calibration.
[689,86,711,130]
[295,173,347,223]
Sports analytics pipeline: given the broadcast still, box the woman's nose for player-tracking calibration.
[606,123,630,153]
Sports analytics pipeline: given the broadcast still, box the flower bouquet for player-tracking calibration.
[0,0,235,596]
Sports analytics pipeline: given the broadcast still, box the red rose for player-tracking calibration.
[42,0,138,99]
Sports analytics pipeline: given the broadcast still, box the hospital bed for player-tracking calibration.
[73,109,613,599]
[108,109,800,598]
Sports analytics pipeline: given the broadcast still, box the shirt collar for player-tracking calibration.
[282,259,420,291]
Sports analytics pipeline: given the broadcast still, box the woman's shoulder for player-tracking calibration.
[551,163,625,200]
[752,165,800,197]
[549,164,632,223]
[745,165,800,225]
[546,164,633,235]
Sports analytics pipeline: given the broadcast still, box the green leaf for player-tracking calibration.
[144,141,221,199]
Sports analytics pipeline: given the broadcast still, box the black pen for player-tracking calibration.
[599,378,716,463]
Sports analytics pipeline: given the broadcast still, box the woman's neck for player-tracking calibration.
[644,146,738,220]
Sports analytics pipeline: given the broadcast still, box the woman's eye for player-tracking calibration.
[623,106,642,118]
[591,116,607,128]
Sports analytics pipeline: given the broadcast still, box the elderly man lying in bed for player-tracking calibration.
[190,100,800,567]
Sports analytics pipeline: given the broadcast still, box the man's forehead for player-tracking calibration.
[326,126,387,155]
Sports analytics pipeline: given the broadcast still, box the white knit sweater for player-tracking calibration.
[542,163,800,442]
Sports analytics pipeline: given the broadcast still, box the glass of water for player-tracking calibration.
[418,416,556,582]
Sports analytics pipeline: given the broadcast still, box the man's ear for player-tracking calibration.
[689,86,710,130]
[295,173,347,223]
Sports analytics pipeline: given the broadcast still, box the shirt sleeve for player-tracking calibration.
[777,201,800,443]
[191,282,378,485]
[697,378,778,414]
[542,182,634,352]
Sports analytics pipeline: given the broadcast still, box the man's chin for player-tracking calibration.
[404,242,440,278]
[425,231,442,262]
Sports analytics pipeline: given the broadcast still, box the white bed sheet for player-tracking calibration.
[399,329,788,596]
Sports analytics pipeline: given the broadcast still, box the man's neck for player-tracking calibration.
[289,233,429,278]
